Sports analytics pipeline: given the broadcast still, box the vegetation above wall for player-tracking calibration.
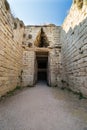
[73,0,87,9]
[4,0,10,11]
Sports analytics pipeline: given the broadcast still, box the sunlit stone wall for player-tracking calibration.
[61,0,87,96]
[0,0,24,96]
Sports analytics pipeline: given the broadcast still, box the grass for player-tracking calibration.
[61,87,87,100]
[0,84,34,101]
[7,86,22,96]
[0,86,22,101]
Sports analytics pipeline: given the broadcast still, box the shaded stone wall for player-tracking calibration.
[0,0,24,96]
[49,47,61,87]
[61,1,87,96]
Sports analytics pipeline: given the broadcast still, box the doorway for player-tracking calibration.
[36,52,48,84]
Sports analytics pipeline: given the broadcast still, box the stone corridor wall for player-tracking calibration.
[61,1,87,96]
[49,47,61,87]
[0,0,24,96]
[22,51,35,87]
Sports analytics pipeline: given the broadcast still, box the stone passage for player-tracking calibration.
[0,83,87,130]
[0,0,87,97]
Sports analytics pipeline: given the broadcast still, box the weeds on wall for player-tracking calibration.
[77,0,83,9]
[4,0,10,11]
[74,0,76,4]
[74,0,83,9]
[6,86,21,96]
[61,81,87,100]
[20,21,24,28]
[0,86,22,101]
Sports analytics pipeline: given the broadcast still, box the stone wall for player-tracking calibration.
[61,1,87,96]
[0,0,62,93]
[22,26,61,87]
[0,0,24,96]
[2,0,87,97]
[22,25,61,48]
[49,47,61,87]
[22,51,35,87]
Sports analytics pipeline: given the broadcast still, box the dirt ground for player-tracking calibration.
[0,82,87,130]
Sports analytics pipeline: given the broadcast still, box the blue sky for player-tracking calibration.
[8,0,72,26]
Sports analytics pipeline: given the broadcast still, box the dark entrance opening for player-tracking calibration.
[36,52,48,83]
[38,59,47,81]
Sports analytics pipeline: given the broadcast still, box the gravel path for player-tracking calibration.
[0,82,87,130]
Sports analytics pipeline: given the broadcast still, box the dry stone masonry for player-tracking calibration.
[61,0,87,96]
[22,26,61,87]
[0,0,87,97]
[0,0,24,96]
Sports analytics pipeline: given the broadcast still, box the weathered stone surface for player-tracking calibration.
[0,0,87,97]
[0,0,24,96]
[22,26,61,87]
[22,51,35,86]
[61,3,87,96]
